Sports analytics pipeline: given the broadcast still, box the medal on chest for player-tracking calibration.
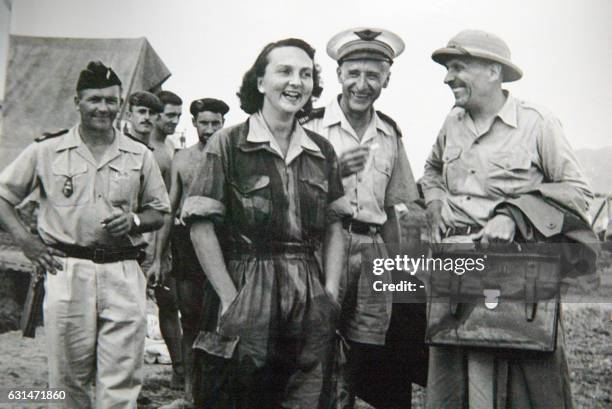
[62,176,73,197]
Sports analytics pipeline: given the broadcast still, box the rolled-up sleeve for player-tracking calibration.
[181,134,228,225]
[326,151,353,223]
[385,136,419,207]
[421,126,447,204]
[0,143,39,206]
[139,149,171,213]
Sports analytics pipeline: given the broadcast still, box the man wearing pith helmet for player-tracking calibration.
[422,29,595,409]
[302,27,421,409]
[0,61,170,408]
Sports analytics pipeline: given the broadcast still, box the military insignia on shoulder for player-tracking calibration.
[376,111,402,138]
[298,107,326,125]
[35,129,69,142]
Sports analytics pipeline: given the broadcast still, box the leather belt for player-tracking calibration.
[51,243,145,264]
[343,219,382,235]
[230,241,316,256]
[445,225,480,237]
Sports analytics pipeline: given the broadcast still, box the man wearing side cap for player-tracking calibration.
[0,61,170,408]
[147,89,186,389]
[302,28,421,409]
[157,98,229,409]
[124,90,163,149]
[422,30,596,409]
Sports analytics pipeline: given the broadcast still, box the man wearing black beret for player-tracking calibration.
[0,61,170,408]
[157,97,229,409]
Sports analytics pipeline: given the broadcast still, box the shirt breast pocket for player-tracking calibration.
[487,150,533,195]
[49,160,89,207]
[231,175,272,227]
[442,146,463,194]
[372,153,392,205]
[108,161,143,209]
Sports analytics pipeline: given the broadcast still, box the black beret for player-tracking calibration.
[127,91,163,113]
[76,61,122,92]
[190,98,230,117]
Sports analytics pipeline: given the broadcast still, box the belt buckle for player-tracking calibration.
[368,225,377,235]
[93,248,106,264]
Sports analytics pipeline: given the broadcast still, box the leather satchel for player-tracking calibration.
[425,246,561,352]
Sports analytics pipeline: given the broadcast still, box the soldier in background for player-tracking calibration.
[124,91,163,149]
[158,97,229,409]
[146,90,185,389]
[0,61,169,408]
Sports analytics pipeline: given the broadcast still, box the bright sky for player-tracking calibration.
[7,0,612,177]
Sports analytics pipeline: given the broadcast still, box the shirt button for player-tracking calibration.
[470,169,476,174]
[548,222,556,229]
[466,196,471,201]
[357,176,363,182]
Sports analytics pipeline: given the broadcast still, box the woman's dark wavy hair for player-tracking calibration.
[237,38,323,115]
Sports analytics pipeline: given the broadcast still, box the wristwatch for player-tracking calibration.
[131,212,141,230]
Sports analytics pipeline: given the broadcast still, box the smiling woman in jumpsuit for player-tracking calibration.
[181,38,352,409]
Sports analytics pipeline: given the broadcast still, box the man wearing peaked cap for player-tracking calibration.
[157,97,229,409]
[0,60,170,408]
[302,27,422,409]
[327,27,405,64]
[422,30,596,409]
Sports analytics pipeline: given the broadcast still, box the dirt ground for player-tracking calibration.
[0,304,609,409]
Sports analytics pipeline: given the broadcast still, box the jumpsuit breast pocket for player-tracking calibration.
[299,176,329,231]
[231,175,272,228]
[108,160,143,210]
[49,159,89,207]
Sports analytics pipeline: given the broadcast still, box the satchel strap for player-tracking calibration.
[524,260,538,321]
[449,273,462,317]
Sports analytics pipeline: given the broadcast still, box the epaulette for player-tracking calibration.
[35,129,68,142]
[124,132,154,151]
[298,107,326,125]
[376,111,402,138]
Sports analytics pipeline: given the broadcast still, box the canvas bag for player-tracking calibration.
[425,246,561,352]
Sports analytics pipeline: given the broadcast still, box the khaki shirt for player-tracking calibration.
[421,93,592,227]
[0,125,170,247]
[303,97,418,226]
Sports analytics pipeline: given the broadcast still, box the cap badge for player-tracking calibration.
[354,29,382,41]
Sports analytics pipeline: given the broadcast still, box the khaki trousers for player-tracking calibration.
[43,257,147,409]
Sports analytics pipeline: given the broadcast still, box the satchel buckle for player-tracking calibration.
[484,288,501,309]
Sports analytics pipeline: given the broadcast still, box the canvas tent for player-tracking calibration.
[0,35,171,170]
